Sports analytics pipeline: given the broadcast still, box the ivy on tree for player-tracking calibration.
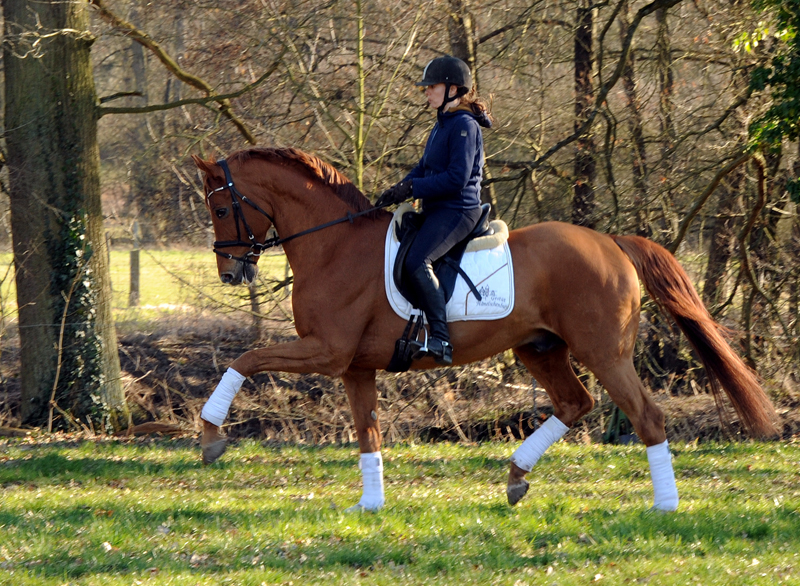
[749,0,800,201]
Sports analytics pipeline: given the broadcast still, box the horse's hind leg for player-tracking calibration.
[588,359,678,511]
[507,344,595,505]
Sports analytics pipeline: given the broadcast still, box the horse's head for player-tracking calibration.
[192,155,273,285]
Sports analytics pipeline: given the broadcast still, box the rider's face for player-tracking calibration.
[424,83,457,110]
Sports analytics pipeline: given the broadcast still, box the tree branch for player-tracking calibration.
[89,0,271,144]
[661,86,754,160]
[478,18,571,44]
[516,0,685,174]
[99,90,143,104]
[97,62,282,116]
[667,151,750,254]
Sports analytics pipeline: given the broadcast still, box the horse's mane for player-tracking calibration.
[229,147,383,219]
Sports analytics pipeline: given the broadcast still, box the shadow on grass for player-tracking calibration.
[0,451,200,486]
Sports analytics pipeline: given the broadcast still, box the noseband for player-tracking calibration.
[207,159,383,265]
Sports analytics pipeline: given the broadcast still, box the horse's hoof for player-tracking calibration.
[647,505,677,515]
[344,501,383,513]
[507,479,529,506]
[202,439,227,465]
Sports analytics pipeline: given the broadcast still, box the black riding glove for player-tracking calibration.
[375,181,413,208]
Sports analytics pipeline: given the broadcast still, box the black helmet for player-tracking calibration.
[416,56,472,89]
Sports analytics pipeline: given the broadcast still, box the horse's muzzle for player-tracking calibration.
[220,261,258,285]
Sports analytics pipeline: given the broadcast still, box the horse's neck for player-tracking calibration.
[269,172,363,272]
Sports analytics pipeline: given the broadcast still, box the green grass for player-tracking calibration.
[0,439,798,585]
[0,250,288,323]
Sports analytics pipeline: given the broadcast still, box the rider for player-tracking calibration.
[376,55,493,366]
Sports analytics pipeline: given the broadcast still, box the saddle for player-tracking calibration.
[387,203,494,372]
[392,203,494,307]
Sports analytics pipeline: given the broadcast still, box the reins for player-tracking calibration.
[208,159,385,264]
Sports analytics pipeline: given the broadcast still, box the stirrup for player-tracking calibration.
[412,335,453,366]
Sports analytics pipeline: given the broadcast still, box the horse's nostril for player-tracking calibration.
[220,272,235,284]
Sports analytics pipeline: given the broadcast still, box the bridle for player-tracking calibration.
[207,159,383,265]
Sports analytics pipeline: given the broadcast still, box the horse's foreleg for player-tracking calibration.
[340,368,384,512]
[200,336,350,465]
[200,367,246,464]
[507,344,594,505]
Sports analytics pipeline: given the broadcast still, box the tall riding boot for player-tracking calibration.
[407,263,453,365]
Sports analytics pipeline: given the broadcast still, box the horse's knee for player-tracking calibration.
[317,343,358,377]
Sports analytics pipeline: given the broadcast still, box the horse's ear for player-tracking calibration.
[191,154,216,176]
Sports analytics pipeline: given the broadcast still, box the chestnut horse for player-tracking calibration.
[192,147,777,512]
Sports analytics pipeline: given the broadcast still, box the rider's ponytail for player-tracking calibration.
[460,87,494,128]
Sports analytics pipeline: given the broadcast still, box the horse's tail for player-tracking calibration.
[612,234,778,438]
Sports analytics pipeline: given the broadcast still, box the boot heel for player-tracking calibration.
[435,341,453,365]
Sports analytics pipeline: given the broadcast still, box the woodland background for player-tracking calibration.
[0,0,797,440]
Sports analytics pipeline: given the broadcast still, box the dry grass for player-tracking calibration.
[1,249,798,443]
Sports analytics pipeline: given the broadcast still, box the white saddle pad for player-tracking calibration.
[384,205,515,322]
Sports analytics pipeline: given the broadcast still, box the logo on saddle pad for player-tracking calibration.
[476,284,509,309]
[384,204,515,322]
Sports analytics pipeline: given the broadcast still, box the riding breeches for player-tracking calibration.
[403,206,483,273]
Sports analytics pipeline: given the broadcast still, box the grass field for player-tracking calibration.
[1,438,798,585]
[0,250,288,324]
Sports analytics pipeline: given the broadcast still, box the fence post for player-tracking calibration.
[249,280,263,338]
[128,221,140,307]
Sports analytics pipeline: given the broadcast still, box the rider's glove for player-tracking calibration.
[375,181,413,208]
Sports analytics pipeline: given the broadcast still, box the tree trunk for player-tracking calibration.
[746,148,784,358]
[701,63,750,308]
[447,0,478,82]
[655,5,677,237]
[701,171,742,307]
[792,153,800,344]
[572,0,596,228]
[619,0,649,236]
[3,0,128,431]
[655,6,675,154]
[791,212,800,343]
[447,0,498,213]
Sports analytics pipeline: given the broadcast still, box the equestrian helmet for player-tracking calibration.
[416,56,472,89]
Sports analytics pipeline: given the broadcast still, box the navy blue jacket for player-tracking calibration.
[403,108,489,213]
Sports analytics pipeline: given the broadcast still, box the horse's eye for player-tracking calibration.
[215,208,229,219]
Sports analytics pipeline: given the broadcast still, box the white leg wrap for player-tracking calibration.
[347,452,385,511]
[201,368,246,427]
[647,440,679,511]
[510,416,569,472]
